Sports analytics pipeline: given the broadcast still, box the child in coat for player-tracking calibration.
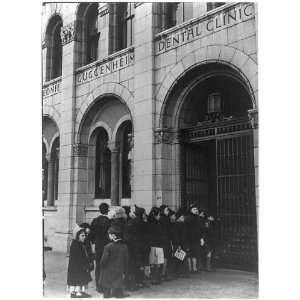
[67,224,92,298]
[99,225,129,298]
[148,207,165,285]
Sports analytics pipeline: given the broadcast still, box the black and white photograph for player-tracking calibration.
[2,0,300,299]
[41,2,259,298]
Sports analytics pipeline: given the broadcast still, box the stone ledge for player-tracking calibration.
[43,206,58,212]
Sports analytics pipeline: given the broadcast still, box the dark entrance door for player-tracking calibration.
[182,121,257,271]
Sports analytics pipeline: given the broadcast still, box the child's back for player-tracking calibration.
[99,240,129,290]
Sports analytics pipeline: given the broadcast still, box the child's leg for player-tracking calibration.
[192,257,197,272]
[113,288,124,298]
[103,288,111,298]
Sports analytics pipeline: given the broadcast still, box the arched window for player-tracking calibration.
[113,2,135,53]
[86,3,99,64]
[163,2,194,30]
[51,138,60,203]
[207,2,225,12]
[42,142,48,202]
[95,128,111,198]
[121,122,132,198]
[45,15,63,81]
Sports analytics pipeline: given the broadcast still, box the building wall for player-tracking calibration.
[42,2,258,252]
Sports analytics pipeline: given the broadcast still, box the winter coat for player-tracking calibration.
[90,215,111,259]
[136,219,151,265]
[67,239,92,286]
[185,214,205,256]
[99,240,129,289]
[148,219,165,248]
[160,215,172,256]
[172,222,189,251]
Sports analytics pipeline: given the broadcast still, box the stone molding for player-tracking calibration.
[73,143,88,157]
[154,128,179,144]
[60,21,81,46]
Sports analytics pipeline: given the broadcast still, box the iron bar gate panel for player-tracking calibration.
[216,133,257,271]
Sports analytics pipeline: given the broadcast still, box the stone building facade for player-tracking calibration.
[42,2,258,271]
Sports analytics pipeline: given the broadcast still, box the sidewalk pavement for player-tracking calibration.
[44,251,258,298]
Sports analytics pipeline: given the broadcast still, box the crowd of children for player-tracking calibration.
[67,203,217,298]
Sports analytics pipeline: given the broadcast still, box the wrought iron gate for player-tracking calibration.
[182,120,258,271]
[216,134,257,271]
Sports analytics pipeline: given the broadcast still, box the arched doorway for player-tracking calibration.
[160,63,258,271]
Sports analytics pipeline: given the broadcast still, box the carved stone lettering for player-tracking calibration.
[156,3,255,54]
[76,50,134,85]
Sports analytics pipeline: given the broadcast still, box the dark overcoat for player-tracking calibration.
[186,214,205,257]
[99,240,129,289]
[67,239,92,286]
[90,215,111,259]
[160,215,172,257]
[148,219,165,248]
[172,222,189,252]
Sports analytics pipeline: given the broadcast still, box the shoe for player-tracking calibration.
[80,292,92,298]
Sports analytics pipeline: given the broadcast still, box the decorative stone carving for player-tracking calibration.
[248,108,258,129]
[73,143,88,157]
[60,21,80,45]
[134,3,143,8]
[154,128,178,144]
[98,6,110,17]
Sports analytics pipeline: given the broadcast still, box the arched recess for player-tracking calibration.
[43,105,61,129]
[42,141,48,202]
[44,14,63,81]
[115,120,133,200]
[75,82,134,143]
[75,92,133,206]
[42,116,60,206]
[157,61,258,271]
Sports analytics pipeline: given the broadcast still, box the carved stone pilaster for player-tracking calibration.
[154,128,177,144]
[98,5,110,17]
[248,108,258,129]
[72,143,88,157]
[60,21,81,46]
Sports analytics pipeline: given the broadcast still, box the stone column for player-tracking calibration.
[46,154,54,206]
[51,17,81,252]
[132,3,156,213]
[109,143,119,206]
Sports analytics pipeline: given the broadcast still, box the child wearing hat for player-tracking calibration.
[99,225,129,298]
[67,224,92,298]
